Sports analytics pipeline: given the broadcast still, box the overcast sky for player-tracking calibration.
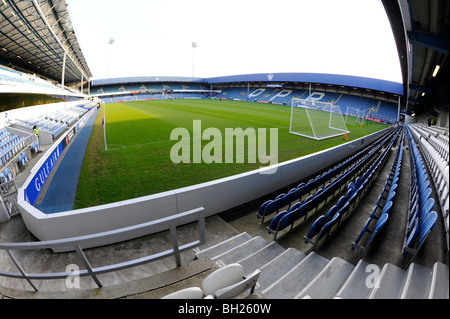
[67,0,403,83]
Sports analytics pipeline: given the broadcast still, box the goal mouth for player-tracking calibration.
[289,98,350,140]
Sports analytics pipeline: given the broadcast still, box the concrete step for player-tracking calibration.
[369,263,407,299]
[262,252,329,299]
[335,259,374,299]
[295,257,355,299]
[238,241,286,277]
[400,263,433,299]
[257,248,306,291]
[195,232,253,260]
[428,262,449,299]
[212,236,270,265]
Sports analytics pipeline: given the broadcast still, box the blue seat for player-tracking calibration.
[256,200,272,219]
[419,197,435,224]
[336,196,347,209]
[316,213,340,242]
[416,211,437,248]
[365,213,389,245]
[267,210,289,232]
[379,200,393,218]
[385,190,396,203]
[257,200,278,223]
[324,205,338,223]
[355,177,362,189]
[278,210,296,231]
[353,214,373,248]
[304,215,327,243]
[279,191,294,209]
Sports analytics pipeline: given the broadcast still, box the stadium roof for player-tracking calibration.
[92,76,204,87]
[0,0,92,85]
[382,0,449,115]
[205,73,404,96]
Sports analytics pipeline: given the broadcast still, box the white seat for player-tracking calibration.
[202,263,244,296]
[161,287,203,299]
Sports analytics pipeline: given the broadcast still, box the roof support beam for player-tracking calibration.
[407,31,449,55]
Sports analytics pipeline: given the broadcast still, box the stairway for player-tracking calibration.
[194,232,449,299]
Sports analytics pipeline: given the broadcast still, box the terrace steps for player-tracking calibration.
[194,232,449,299]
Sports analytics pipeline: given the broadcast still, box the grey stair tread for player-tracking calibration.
[195,232,253,260]
[400,263,433,299]
[238,242,286,276]
[295,257,355,299]
[335,259,374,299]
[428,262,449,299]
[369,263,406,299]
[257,248,306,290]
[212,236,270,264]
[262,252,329,299]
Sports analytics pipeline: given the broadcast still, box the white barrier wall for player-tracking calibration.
[17,127,390,248]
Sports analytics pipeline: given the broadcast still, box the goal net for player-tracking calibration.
[345,106,367,126]
[289,99,350,140]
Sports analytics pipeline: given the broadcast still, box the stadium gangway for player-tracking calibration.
[402,127,438,268]
[0,207,206,292]
[257,126,398,224]
[268,127,399,241]
[304,127,401,249]
[351,127,404,253]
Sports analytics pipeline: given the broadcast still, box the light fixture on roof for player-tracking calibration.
[432,65,440,77]
[421,92,425,97]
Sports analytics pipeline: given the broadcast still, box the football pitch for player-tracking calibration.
[74,99,389,209]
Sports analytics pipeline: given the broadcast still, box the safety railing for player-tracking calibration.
[0,207,205,292]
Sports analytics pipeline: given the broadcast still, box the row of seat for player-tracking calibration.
[1,135,27,167]
[267,126,401,241]
[408,124,449,251]
[413,124,449,164]
[351,127,405,252]
[304,126,402,249]
[402,126,438,268]
[256,128,393,224]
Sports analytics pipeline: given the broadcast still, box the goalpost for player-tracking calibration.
[345,106,367,126]
[289,98,350,140]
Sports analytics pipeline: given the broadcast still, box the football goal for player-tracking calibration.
[289,98,350,140]
[345,106,367,126]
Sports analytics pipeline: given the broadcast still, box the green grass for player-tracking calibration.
[74,99,389,209]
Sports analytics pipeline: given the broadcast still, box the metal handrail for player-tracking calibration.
[0,207,206,291]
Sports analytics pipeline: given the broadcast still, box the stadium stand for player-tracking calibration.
[1,0,448,300]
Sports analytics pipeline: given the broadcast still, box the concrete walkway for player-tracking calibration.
[35,108,99,214]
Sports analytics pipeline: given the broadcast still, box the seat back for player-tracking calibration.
[317,212,340,241]
[161,287,203,299]
[214,269,261,299]
[202,263,244,297]
[417,211,437,247]
[305,215,327,242]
